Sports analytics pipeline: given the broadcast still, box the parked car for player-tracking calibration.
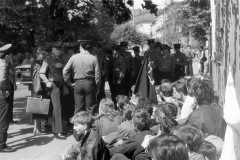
[15,64,32,92]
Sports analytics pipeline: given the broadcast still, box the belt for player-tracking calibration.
[74,78,94,81]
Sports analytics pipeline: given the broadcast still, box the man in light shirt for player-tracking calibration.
[63,40,100,116]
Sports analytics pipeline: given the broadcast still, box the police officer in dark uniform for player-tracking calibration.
[156,44,176,82]
[120,41,134,97]
[173,43,187,81]
[39,42,66,139]
[132,46,143,83]
[0,44,16,152]
[111,44,128,102]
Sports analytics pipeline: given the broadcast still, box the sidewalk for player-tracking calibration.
[0,85,76,160]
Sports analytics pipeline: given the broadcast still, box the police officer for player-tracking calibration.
[157,44,176,82]
[0,44,15,152]
[63,40,100,115]
[173,43,187,81]
[132,46,143,83]
[39,42,66,139]
[111,44,128,102]
[120,41,134,96]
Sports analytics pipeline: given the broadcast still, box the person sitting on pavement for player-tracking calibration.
[186,78,224,138]
[110,108,154,159]
[147,135,189,160]
[93,98,122,137]
[63,111,110,160]
[171,124,206,160]
[103,103,137,147]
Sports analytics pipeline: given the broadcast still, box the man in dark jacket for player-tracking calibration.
[63,111,110,160]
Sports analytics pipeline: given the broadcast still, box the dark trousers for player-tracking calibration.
[74,80,97,115]
[174,65,185,81]
[50,84,63,133]
[0,94,10,150]
[97,75,106,104]
[8,90,14,121]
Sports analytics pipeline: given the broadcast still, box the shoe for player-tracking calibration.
[10,120,18,124]
[54,133,66,140]
[0,146,16,152]
[33,129,45,136]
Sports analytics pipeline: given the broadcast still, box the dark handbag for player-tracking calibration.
[200,55,207,63]
[26,97,50,115]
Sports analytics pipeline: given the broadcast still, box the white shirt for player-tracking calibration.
[180,95,195,119]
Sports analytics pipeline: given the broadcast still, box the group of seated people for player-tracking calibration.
[61,75,225,160]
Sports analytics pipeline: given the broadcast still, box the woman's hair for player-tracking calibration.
[123,103,135,121]
[186,77,198,96]
[171,124,203,152]
[70,111,93,129]
[138,98,153,116]
[116,95,130,110]
[148,134,189,160]
[191,79,214,106]
[132,109,151,131]
[161,102,178,119]
[98,98,119,120]
[199,140,217,160]
[173,81,188,96]
[159,117,178,134]
[160,82,173,97]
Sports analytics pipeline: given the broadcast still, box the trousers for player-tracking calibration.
[50,83,63,133]
[0,94,10,150]
[74,80,97,115]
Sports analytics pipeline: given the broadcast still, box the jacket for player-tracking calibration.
[67,129,110,160]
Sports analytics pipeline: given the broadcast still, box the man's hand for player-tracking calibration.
[46,81,53,88]
[4,91,10,98]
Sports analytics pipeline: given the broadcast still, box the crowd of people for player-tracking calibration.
[0,39,223,160]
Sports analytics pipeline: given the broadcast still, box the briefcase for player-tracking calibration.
[26,97,50,115]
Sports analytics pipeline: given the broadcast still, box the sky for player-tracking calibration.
[134,0,184,9]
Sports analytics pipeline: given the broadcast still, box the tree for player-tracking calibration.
[177,0,211,44]
[111,22,150,45]
[0,0,158,53]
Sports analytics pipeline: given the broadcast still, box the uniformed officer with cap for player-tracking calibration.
[63,40,100,116]
[120,41,134,96]
[0,43,16,152]
[156,44,176,82]
[173,43,187,81]
[111,44,128,102]
[133,46,143,83]
[39,41,66,139]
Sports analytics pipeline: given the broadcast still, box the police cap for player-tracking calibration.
[174,43,181,49]
[133,46,140,51]
[161,44,171,50]
[120,41,128,47]
[147,39,155,45]
[0,44,12,55]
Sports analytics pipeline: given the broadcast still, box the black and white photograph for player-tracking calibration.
[0,0,239,159]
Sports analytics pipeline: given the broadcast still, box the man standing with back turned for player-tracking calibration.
[63,40,100,116]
